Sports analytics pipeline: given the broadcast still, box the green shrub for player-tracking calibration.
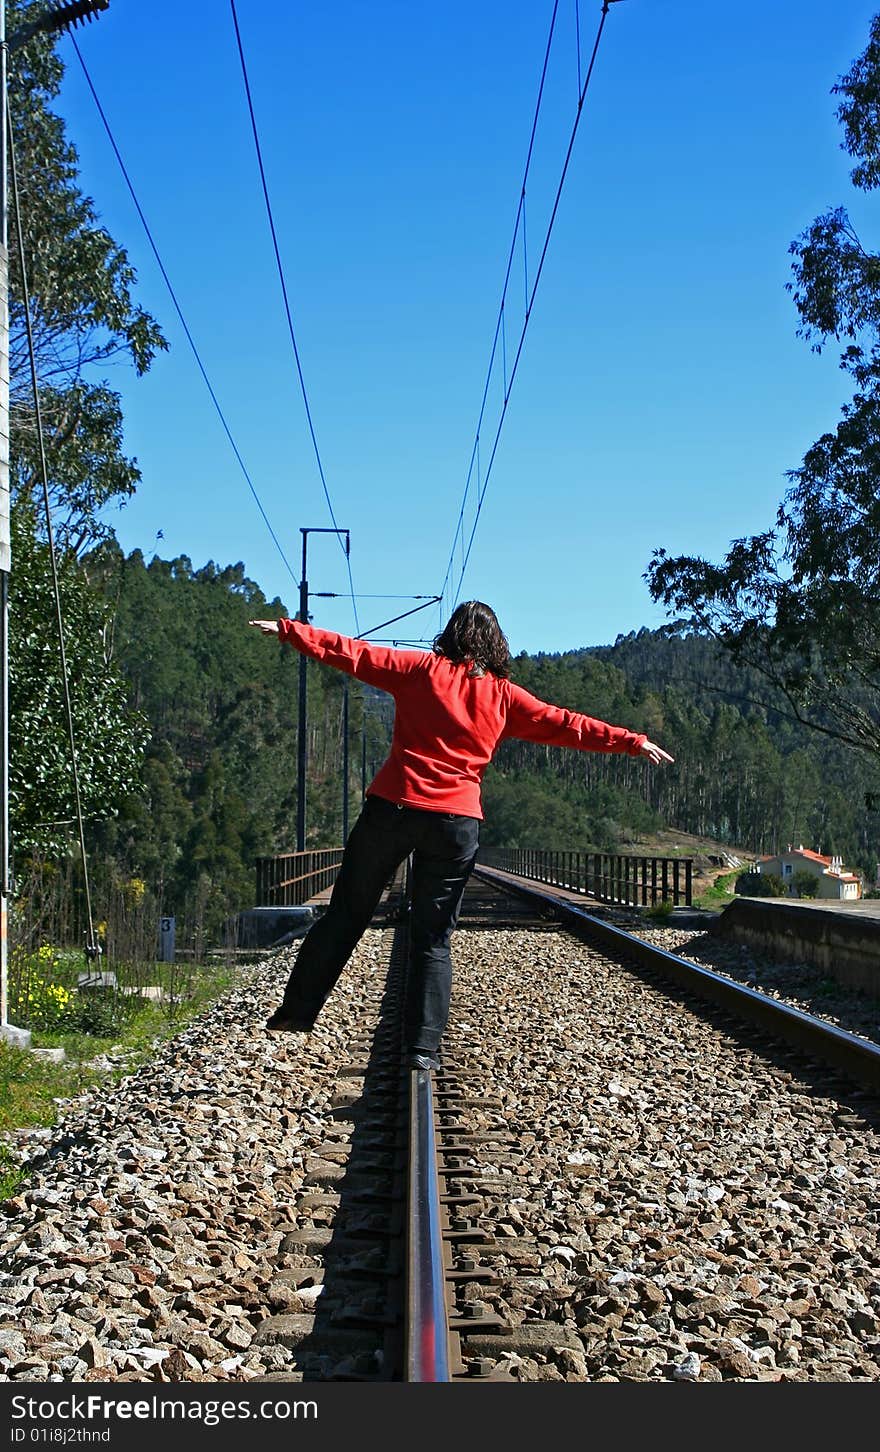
[10,945,75,1030]
[9,944,146,1037]
[765,873,789,897]
[67,991,138,1037]
[792,870,819,899]
[646,897,675,920]
[736,871,786,898]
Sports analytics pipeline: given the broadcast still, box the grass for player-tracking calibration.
[693,869,742,912]
[645,898,675,921]
[0,1045,106,1195]
[0,953,246,1200]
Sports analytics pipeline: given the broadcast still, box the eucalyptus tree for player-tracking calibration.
[647,13,880,768]
[7,0,165,852]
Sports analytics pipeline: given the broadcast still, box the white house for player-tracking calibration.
[756,845,862,901]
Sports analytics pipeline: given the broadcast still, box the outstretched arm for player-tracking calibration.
[248,617,426,689]
[503,682,674,762]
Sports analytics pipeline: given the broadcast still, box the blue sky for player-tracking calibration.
[48,0,879,654]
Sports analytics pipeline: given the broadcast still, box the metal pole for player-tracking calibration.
[295,525,349,852]
[361,711,367,801]
[342,676,349,841]
[296,530,308,852]
[0,2,21,1043]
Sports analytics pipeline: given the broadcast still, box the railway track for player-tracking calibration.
[474,866,880,1092]
[1,869,879,1382]
[247,871,514,1382]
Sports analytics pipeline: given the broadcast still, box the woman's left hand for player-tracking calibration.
[640,739,674,766]
[249,619,280,636]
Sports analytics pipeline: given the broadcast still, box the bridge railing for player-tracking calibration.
[479,847,693,907]
[255,849,344,906]
[255,844,694,909]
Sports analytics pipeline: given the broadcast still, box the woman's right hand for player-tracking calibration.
[249,619,280,636]
[640,739,674,766]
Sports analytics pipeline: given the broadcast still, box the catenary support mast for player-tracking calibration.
[296,527,350,851]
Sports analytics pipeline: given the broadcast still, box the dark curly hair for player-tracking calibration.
[433,601,510,678]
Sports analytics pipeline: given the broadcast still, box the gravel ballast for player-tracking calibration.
[1,890,878,1384]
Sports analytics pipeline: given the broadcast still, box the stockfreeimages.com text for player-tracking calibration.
[10,1397,317,1428]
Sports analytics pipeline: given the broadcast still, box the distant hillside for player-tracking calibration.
[79,555,877,934]
[485,627,878,880]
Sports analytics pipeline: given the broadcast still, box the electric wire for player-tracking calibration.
[318,593,441,600]
[7,100,98,958]
[436,0,560,622]
[576,0,582,92]
[441,0,619,614]
[358,597,442,642]
[69,37,301,592]
[229,0,360,635]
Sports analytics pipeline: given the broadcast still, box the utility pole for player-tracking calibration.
[342,677,350,842]
[296,532,308,854]
[361,710,367,802]
[296,526,349,851]
[0,0,111,1045]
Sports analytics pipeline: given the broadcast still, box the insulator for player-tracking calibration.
[46,0,111,34]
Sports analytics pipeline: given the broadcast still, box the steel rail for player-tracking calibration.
[476,866,880,1092]
[401,845,451,1382]
[404,1065,451,1381]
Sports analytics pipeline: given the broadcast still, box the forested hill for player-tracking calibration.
[27,550,875,933]
[486,627,877,878]
[76,546,391,931]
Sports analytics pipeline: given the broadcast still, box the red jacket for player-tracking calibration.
[278,618,647,819]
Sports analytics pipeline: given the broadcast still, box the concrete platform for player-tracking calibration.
[709,896,880,997]
[736,895,880,920]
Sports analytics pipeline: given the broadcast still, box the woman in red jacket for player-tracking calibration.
[249,601,672,1070]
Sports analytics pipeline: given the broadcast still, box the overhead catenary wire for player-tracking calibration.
[576,0,583,92]
[358,597,442,642]
[314,593,442,601]
[229,0,360,636]
[439,0,621,616]
[437,0,561,624]
[68,37,301,593]
[7,99,99,959]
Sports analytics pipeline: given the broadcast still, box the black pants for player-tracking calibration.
[279,795,480,1055]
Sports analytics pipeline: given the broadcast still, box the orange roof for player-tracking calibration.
[759,849,832,866]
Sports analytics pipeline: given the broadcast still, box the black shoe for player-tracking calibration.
[265,1009,312,1035]
[405,1052,439,1071]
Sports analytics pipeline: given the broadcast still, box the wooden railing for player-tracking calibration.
[255,848,344,906]
[479,847,693,907]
